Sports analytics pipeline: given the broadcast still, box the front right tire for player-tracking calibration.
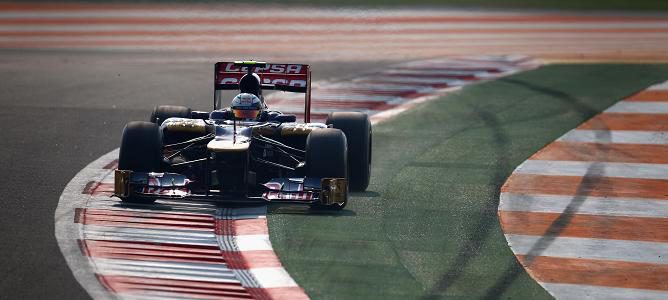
[326,112,372,192]
[118,121,162,203]
[306,128,348,210]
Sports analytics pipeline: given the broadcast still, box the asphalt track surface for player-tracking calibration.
[3,55,668,300]
[0,50,379,299]
[2,4,668,299]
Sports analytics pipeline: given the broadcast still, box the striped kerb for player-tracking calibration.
[77,178,308,299]
[1,3,668,62]
[498,80,668,299]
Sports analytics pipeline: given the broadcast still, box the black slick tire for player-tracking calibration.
[306,128,347,210]
[326,112,372,192]
[118,121,162,203]
[150,105,192,125]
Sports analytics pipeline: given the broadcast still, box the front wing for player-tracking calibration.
[114,170,347,206]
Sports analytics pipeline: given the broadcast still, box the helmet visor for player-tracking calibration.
[233,108,260,119]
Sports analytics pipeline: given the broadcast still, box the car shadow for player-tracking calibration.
[268,204,358,216]
[111,194,368,217]
[350,190,381,198]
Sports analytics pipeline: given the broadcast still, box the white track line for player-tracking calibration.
[84,200,219,214]
[82,225,219,246]
[558,130,668,144]
[605,101,668,114]
[514,160,668,179]
[649,81,668,90]
[245,268,300,288]
[506,234,668,265]
[540,283,668,300]
[499,193,668,218]
[93,258,239,282]
[55,150,119,299]
[218,234,273,252]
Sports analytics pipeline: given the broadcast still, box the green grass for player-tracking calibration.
[267,64,668,299]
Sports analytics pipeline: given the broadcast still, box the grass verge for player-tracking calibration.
[268,64,668,299]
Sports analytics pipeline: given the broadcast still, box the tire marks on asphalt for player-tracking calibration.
[499,81,668,298]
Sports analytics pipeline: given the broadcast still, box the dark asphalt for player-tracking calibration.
[0,50,379,299]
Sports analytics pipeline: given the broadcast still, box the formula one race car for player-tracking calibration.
[114,61,372,210]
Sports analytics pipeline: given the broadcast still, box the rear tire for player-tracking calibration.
[150,105,192,125]
[118,121,162,203]
[326,112,372,192]
[306,129,347,210]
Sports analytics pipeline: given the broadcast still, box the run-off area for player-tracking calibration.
[267,64,668,299]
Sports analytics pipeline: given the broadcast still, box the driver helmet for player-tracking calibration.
[231,93,263,120]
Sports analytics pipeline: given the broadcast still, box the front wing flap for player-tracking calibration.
[114,169,347,206]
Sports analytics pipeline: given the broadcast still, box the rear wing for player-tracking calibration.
[214,61,312,122]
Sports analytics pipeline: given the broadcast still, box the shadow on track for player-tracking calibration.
[266,190,379,216]
[479,78,611,299]
[422,103,513,298]
[421,77,611,298]
[268,205,359,216]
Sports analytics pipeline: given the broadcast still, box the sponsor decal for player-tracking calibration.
[216,62,309,88]
[263,191,313,201]
[219,77,306,87]
[223,63,304,74]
